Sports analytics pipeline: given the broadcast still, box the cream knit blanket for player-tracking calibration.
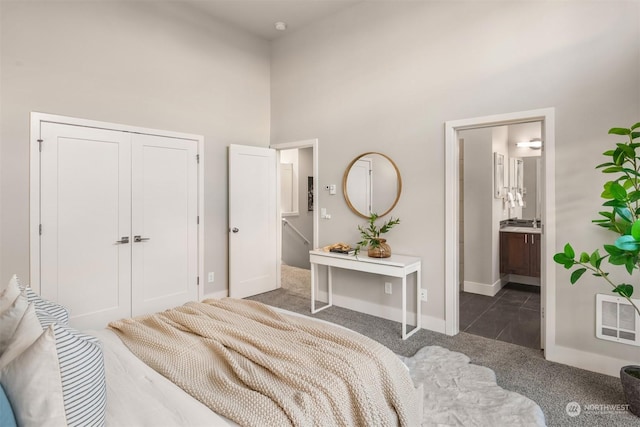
[109,298,421,427]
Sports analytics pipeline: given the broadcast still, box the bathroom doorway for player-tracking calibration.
[458,123,543,350]
[444,108,556,355]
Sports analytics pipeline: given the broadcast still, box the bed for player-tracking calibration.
[0,275,545,426]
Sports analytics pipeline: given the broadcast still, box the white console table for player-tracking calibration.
[309,249,422,340]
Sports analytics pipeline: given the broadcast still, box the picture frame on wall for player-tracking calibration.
[308,176,314,211]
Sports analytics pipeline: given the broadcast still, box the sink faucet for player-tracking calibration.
[532,219,538,229]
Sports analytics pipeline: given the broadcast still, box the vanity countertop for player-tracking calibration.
[500,226,542,234]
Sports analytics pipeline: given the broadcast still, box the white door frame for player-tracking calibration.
[444,108,556,355]
[271,139,319,286]
[29,112,205,300]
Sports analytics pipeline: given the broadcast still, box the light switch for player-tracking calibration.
[329,184,336,195]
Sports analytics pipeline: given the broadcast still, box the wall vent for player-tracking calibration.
[596,294,640,347]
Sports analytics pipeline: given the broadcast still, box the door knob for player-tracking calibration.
[115,236,130,244]
[134,235,150,243]
[231,227,239,233]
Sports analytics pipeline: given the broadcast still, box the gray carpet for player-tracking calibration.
[249,271,639,427]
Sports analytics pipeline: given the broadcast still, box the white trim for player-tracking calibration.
[330,293,446,334]
[444,108,556,358]
[546,344,636,378]
[463,278,505,297]
[29,112,206,299]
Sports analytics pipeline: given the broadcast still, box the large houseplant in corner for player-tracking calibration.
[553,122,640,416]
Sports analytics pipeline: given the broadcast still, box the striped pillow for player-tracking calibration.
[21,286,70,325]
[53,324,106,426]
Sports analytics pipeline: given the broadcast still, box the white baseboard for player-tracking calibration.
[545,344,637,377]
[463,278,505,297]
[330,293,446,334]
[422,313,446,334]
[201,290,228,300]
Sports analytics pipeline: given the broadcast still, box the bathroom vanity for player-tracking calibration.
[499,223,541,278]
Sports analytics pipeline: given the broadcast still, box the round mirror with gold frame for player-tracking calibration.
[342,152,402,219]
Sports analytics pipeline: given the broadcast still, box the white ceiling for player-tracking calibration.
[185,0,361,40]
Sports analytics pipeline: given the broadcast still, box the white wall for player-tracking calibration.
[522,157,539,220]
[270,1,640,364]
[491,126,510,285]
[461,128,493,288]
[0,1,271,295]
[461,126,509,293]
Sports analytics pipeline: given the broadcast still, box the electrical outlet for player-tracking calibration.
[208,272,215,283]
[420,289,427,301]
[384,282,392,294]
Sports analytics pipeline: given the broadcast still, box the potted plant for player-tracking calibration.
[355,213,400,258]
[553,121,640,416]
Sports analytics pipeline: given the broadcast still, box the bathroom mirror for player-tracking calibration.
[493,152,504,198]
[522,157,541,220]
[342,152,402,218]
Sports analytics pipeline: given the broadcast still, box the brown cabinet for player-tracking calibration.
[500,231,541,277]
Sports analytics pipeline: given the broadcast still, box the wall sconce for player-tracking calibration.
[516,138,542,149]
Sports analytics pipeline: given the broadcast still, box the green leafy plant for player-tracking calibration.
[553,122,640,316]
[355,213,400,255]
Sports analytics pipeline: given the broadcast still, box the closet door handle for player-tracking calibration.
[115,236,130,244]
[134,235,150,243]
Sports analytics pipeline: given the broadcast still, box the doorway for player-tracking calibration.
[458,123,542,349]
[444,108,556,356]
[273,140,319,298]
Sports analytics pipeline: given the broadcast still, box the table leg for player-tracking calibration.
[311,262,317,313]
[416,268,422,331]
[311,263,333,314]
[402,270,421,340]
[402,275,407,339]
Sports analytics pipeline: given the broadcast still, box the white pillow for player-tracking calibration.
[0,276,21,313]
[0,293,28,355]
[0,323,106,427]
[0,326,66,426]
[0,304,43,370]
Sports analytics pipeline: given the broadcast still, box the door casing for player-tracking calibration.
[444,108,556,356]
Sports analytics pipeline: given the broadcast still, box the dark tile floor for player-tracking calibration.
[460,282,541,350]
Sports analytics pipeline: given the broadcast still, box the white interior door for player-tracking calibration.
[40,123,132,330]
[131,134,198,315]
[229,144,277,298]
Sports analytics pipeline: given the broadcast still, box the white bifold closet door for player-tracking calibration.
[39,122,197,330]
